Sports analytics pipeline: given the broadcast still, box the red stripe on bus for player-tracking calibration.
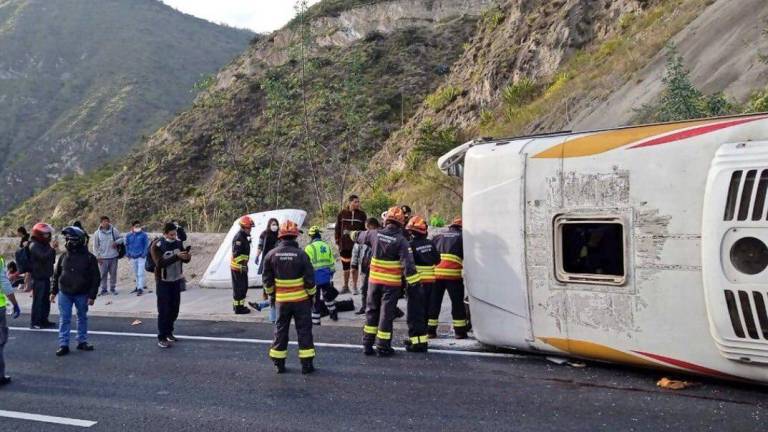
[632,351,737,379]
[628,116,768,150]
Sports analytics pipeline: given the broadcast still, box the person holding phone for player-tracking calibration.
[150,223,191,349]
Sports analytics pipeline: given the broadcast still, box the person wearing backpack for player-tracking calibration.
[50,227,100,356]
[151,223,191,349]
[93,216,124,296]
[125,220,149,296]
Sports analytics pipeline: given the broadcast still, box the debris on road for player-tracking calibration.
[131,319,143,326]
[567,361,586,368]
[546,356,568,365]
[657,377,694,390]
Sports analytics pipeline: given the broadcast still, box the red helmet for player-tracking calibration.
[384,206,406,226]
[450,217,462,228]
[278,220,300,239]
[239,215,254,229]
[406,215,428,235]
[31,222,53,240]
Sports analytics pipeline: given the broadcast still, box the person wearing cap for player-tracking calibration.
[404,216,440,352]
[305,226,338,325]
[351,206,420,357]
[263,220,317,374]
[231,216,254,315]
[428,217,468,339]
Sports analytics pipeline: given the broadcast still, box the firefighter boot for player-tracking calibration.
[455,327,468,339]
[375,343,396,357]
[301,358,315,375]
[427,326,438,339]
[234,305,251,315]
[273,358,286,374]
[330,310,338,321]
[363,344,375,356]
[406,342,428,353]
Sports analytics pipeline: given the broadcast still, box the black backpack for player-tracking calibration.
[144,237,162,273]
[15,245,31,273]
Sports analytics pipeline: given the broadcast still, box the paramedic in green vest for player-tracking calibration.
[1,256,22,386]
[305,226,339,324]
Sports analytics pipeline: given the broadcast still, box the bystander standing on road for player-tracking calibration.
[29,223,56,329]
[51,226,100,356]
[125,220,149,296]
[254,217,279,322]
[0,255,21,386]
[151,223,191,349]
[93,216,124,296]
[354,217,379,314]
[335,195,367,294]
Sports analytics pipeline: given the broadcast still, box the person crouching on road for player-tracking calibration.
[231,216,254,315]
[0,256,22,386]
[263,220,317,374]
[351,206,420,357]
[51,227,100,356]
[305,226,338,325]
[125,220,149,296]
[151,223,191,349]
[404,216,440,352]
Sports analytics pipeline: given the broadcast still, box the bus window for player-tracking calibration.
[554,216,626,286]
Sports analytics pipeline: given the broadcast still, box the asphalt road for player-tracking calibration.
[1,316,765,431]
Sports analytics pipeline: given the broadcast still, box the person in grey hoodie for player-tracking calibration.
[93,216,124,296]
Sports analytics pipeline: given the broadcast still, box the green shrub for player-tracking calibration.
[364,190,395,219]
[744,88,768,113]
[429,214,446,228]
[414,119,458,159]
[501,78,538,108]
[481,6,505,31]
[425,85,462,112]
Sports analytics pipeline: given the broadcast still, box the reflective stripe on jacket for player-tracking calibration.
[231,230,251,272]
[262,239,316,303]
[434,228,463,280]
[356,224,420,287]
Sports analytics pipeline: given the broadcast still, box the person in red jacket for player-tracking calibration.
[335,195,367,294]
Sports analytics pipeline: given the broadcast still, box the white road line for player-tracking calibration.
[0,409,97,427]
[9,327,523,359]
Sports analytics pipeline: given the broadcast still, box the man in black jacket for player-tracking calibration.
[29,223,56,329]
[151,223,192,349]
[51,227,101,356]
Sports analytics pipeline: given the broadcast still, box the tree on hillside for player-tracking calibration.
[636,44,733,122]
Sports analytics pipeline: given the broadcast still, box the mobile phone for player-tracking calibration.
[185,246,192,252]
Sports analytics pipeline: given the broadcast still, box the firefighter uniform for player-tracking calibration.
[305,231,338,325]
[354,207,420,356]
[231,227,251,314]
[428,220,468,338]
[407,230,440,352]
[263,221,317,373]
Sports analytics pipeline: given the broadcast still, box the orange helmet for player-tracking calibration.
[238,215,254,229]
[278,220,300,239]
[406,215,428,235]
[384,206,406,226]
[450,217,462,228]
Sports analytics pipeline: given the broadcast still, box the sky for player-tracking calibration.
[160,0,322,33]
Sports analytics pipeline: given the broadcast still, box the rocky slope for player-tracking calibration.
[6,0,768,232]
[1,0,491,231]
[0,0,252,211]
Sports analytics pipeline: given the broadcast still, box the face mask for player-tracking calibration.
[133,227,141,233]
[270,225,278,232]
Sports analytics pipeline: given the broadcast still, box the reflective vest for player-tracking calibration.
[0,257,6,308]
[305,240,334,271]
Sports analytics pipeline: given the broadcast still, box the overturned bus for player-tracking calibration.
[438,113,768,383]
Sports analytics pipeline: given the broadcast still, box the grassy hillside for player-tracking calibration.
[0,0,252,212]
[1,0,481,231]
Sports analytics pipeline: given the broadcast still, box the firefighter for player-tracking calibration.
[351,206,420,357]
[404,216,440,352]
[263,220,317,374]
[231,216,254,315]
[428,217,468,339]
[305,226,338,325]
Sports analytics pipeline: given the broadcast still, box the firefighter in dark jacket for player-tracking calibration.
[428,217,468,339]
[231,216,254,315]
[352,207,420,357]
[405,216,440,352]
[263,220,317,374]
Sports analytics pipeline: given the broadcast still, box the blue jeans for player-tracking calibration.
[58,293,89,347]
[131,257,146,291]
